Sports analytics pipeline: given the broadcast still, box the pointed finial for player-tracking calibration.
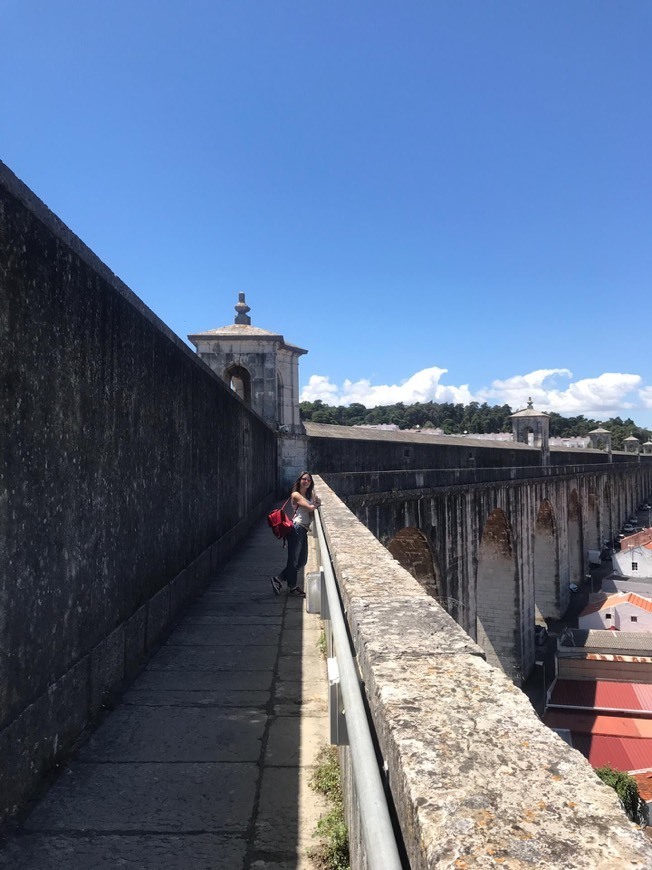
[527,397,533,409]
[234,292,251,325]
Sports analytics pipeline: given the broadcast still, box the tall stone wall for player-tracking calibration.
[0,161,277,820]
[305,422,647,476]
[306,424,541,472]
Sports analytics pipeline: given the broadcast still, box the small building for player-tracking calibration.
[588,426,613,455]
[578,593,652,633]
[602,574,652,597]
[624,434,641,454]
[613,532,652,579]
[509,398,550,465]
[555,628,652,682]
[544,630,652,776]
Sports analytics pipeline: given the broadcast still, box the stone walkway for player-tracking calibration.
[0,521,329,869]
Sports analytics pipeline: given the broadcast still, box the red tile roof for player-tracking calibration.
[632,771,652,802]
[579,592,652,618]
[544,710,652,739]
[620,530,652,552]
[549,679,652,714]
[544,710,652,771]
[570,733,652,772]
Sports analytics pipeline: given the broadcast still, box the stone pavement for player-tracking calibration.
[0,521,330,869]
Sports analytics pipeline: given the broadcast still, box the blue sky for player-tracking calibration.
[2,1,651,424]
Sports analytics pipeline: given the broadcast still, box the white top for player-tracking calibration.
[293,498,314,529]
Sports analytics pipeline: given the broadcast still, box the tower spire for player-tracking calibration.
[234,292,251,325]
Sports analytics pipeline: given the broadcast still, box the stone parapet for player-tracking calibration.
[314,477,652,868]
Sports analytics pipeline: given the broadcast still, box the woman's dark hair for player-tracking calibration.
[291,472,314,500]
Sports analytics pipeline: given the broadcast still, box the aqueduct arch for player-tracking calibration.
[476,508,521,682]
[568,488,583,584]
[586,489,599,552]
[387,527,442,603]
[534,499,558,620]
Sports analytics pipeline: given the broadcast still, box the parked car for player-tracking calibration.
[621,524,635,534]
[628,516,638,524]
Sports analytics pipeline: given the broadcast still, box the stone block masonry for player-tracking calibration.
[0,161,277,821]
[0,520,329,868]
[315,477,652,868]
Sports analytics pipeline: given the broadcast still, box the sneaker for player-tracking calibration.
[287,586,306,598]
[270,576,282,596]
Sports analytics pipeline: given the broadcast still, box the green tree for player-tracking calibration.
[312,408,338,424]
[300,400,652,443]
[595,765,647,825]
[342,403,367,426]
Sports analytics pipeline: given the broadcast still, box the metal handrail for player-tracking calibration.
[313,509,403,870]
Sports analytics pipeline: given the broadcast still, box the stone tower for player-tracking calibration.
[623,434,641,455]
[510,398,550,466]
[588,426,613,459]
[188,294,308,488]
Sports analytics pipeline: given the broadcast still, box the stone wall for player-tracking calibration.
[315,478,652,868]
[0,161,277,820]
[278,431,308,491]
[305,422,648,475]
[306,423,541,473]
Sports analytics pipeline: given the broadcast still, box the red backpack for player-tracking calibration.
[267,497,294,543]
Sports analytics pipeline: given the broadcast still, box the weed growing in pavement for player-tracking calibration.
[309,746,350,870]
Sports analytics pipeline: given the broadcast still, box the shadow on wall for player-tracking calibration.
[0,160,277,822]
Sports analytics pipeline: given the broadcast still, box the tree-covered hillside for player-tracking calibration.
[299,400,652,451]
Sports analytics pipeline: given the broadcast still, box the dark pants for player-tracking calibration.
[279,524,308,589]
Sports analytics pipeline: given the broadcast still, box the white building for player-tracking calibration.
[613,531,652,579]
[578,592,652,633]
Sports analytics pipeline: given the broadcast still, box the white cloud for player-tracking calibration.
[641,386,652,409]
[479,370,642,415]
[301,366,647,420]
[301,367,473,406]
[301,374,339,402]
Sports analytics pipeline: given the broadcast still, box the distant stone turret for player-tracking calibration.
[588,426,613,459]
[510,398,550,466]
[623,434,641,455]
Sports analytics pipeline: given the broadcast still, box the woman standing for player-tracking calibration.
[271,472,321,597]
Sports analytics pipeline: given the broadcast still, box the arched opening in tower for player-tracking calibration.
[224,364,252,405]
